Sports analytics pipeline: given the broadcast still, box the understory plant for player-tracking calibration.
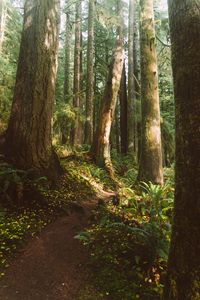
[76,180,174,299]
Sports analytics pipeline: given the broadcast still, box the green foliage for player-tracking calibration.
[0,157,97,277]
[60,155,119,191]
[76,173,174,299]
[53,103,75,145]
[0,160,48,206]
[0,2,22,131]
[164,165,175,186]
[0,208,52,276]
[139,181,174,222]
[161,119,175,165]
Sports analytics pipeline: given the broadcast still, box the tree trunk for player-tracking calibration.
[91,38,124,170]
[5,0,61,179]
[137,0,163,185]
[93,37,100,139]
[72,0,82,147]
[63,7,71,103]
[110,98,120,153]
[60,6,72,145]
[127,0,136,154]
[85,0,94,145]
[91,0,124,171]
[0,0,6,52]
[133,2,141,160]
[164,1,200,299]
[119,62,128,154]
[115,98,120,154]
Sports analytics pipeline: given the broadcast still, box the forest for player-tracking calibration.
[0,0,199,299]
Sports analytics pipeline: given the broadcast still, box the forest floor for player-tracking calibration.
[0,194,112,300]
[0,154,174,300]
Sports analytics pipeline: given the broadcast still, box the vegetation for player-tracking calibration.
[0,0,199,299]
[74,155,174,299]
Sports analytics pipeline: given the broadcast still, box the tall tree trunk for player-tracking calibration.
[61,6,71,145]
[110,98,120,153]
[91,0,124,171]
[72,0,82,146]
[63,7,71,103]
[127,0,136,154]
[92,40,124,169]
[164,1,200,299]
[137,0,163,185]
[0,0,6,52]
[93,32,100,138]
[133,2,141,160]
[133,2,140,98]
[119,62,128,154]
[5,0,61,179]
[115,98,120,153]
[85,0,94,145]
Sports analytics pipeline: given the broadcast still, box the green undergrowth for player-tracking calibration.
[74,154,174,299]
[0,151,174,300]
[61,157,116,191]
[0,158,95,277]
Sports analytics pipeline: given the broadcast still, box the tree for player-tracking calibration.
[0,0,6,51]
[0,0,22,132]
[164,1,200,298]
[138,0,163,185]
[127,0,136,154]
[85,0,94,145]
[72,0,82,146]
[63,5,72,103]
[91,0,124,171]
[133,1,140,159]
[119,62,128,154]
[4,0,61,179]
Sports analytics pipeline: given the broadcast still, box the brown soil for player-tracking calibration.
[0,198,101,300]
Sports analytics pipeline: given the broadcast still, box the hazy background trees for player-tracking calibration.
[0,0,174,178]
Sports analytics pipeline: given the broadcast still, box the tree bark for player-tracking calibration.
[5,0,61,179]
[115,98,120,154]
[85,0,94,145]
[119,62,128,154]
[91,38,124,170]
[91,0,124,171]
[133,2,141,160]
[127,0,136,154]
[164,1,200,299]
[63,6,71,103]
[72,0,82,146]
[137,0,163,185]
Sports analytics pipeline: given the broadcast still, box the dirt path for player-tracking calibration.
[0,199,98,300]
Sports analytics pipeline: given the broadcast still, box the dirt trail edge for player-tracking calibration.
[0,196,110,300]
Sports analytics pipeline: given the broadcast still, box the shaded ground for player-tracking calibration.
[0,199,100,300]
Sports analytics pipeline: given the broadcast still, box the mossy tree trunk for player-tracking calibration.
[92,38,124,169]
[163,1,200,299]
[63,7,71,103]
[72,0,82,147]
[133,2,141,161]
[111,98,120,153]
[85,0,94,145]
[93,39,100,139]
[61,6,72,145]
[5,0,61,179]
[91,0,124,171]
[127,0,136,154]
[119,62,128,154]
[138,0,163,185]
